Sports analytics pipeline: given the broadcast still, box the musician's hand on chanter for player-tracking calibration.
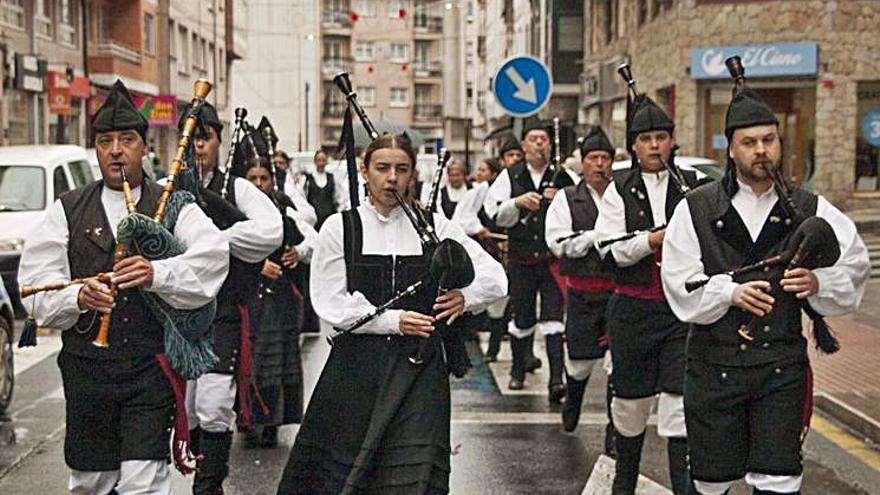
[262,260,283,279]
[112,255,154,290]
[780,268,819,299]
[515,192,542,211]
[542,187,558,201]
[399,311,435,338]
[434,290,465,325]
[647,228,666,251]
[78,278,115,314]
[731,280,775,317]
[281,247,300,268]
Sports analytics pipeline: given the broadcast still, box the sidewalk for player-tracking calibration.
[811,280,880,446]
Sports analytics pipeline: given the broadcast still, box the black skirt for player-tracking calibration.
[249,279,304,426]
[277,333,450,495]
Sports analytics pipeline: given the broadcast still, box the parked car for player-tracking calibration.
[0,145,94,314]
[612,156,723,181]
[0,274,14,415]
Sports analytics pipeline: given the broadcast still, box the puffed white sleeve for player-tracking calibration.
[309,213,403,335]
[224,178,282,263]
[806,197,870,315]
[544,189,597,258]
[484,169,519,228]
[149,203,230,309]
[286,206,318,263]
[285,179,318,227]
[594,182,653,265]
[434,214,508,312]
[451,185,485,236]
[661,200,738,325]
[17,200,85,330]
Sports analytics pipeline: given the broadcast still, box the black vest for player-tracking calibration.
[440,184,470,219]
[60,180,165,360]
[559,182,615,279]
[612,167,698,286]
[506,160,574,261]
[686,180,818,366]
[305,172,337,229]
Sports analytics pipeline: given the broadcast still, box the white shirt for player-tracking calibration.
[452,181,490,236]
[483,163,549,228]
[285,206,318,264]
[661,181,870,325]
[594,170,669,266]
[309,202,508,335]
[222,177,283,263]
[545,184,603,259]
[283,175,318,227]
[18,185,230,330]
[297,170,351,213]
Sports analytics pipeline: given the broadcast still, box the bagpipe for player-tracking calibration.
[520,117,566,226]
[426,147,452,212]
[327,71,476,377]
[20,80,220,379]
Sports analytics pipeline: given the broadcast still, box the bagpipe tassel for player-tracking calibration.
[17,316,38,348]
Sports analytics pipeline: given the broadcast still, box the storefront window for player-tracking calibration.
[855,82,880,192]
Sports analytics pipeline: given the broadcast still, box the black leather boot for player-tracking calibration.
[545,334,566,403]
[604,381,617,458]
[484,317,504,363]
[524,333,542,372]
[612,432,645,495]
[667,437,692,495]
[193,430,233,495]
[561,374,589,432]
[189,427,201,456]
[508,335,528,390]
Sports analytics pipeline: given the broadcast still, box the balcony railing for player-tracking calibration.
[94,40,141,64]
[413,15,442,33]
[413,59,442,78]
[414,103,442,121]
[321,57,354,77]
[322,10,353,28]
[323,102,346,119]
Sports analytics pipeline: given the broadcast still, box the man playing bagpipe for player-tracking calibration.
[17,79,229,494]
[661,57,869,495]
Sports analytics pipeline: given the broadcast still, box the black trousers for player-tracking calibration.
[508,261,563,331]
[565,288,610,360]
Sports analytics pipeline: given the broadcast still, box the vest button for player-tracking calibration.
[739,343,748,351]
[122,317,129,323]
[720,372,728,379]
[638,211,645,217]
[122,296,129,303]
[715,220,724,229]
[785,218,793,226]
[762,342,771,349]
[763,325,771,333]
[123,338,129,344]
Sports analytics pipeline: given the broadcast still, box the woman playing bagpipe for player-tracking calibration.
[16,80,229,494]
[660,57,870,495]
[241,155,318,448]
[275,132,507,494]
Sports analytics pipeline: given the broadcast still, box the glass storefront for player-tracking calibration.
[855,81,880,192]
[701,82,816,188]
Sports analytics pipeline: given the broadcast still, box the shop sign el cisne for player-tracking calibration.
[690,42,818,79]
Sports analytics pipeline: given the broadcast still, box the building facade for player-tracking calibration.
[581,0,880,209]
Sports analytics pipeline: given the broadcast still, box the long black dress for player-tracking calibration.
[277,209,450,495]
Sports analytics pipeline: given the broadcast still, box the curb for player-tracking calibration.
[814,392,880,446]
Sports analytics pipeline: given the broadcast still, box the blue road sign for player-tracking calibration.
[863,108,880,148]
[492,56,553,117]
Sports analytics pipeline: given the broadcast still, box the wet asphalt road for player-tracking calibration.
[1,325,879,494]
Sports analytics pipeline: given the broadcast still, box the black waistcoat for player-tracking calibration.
[507,160,574,261]
[686,180,818,366]
[560,182,615,279]
[612,167,698,286]
[440,184,470,219]
[342,209,436,317]
[60,180,165,360]
[305,172,337,228]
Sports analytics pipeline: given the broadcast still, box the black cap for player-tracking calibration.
[580,126,615,157]
[520,115,549,140]
[498,133,523,155]
[724,87,778,139]
[257,116,279,150]
[629,96,674,139]
[92,79,148,141]
[178,101,223,142]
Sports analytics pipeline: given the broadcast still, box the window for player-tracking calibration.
[219,47,226,81]
[192,33,202,69]
[354,41,374,61]
[200,38,208,72]
[35,0,52,37]
[655,0,674,18]
[855,82,880,192]
[0,166,46,211]
[390,87,408,107]
[144,13,155,55]
[389,0,406,18]
[353,0,376,16]
[389,43,408,62]
[168,20,176,58]
[53,166,70,199]
[177,25,189,73]
[207,43,215,81]
[58,0,77,46]
[357,86,376,107]
[96,5,108,42]
[68,160,93,186]
[0,0,25,29]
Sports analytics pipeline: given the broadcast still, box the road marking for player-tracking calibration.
[811,415,880,471]
[582,454,671,494]
[13,332,62,376]
[452,411,657,426]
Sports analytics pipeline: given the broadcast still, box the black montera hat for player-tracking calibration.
[499,133,523,155]
[178,101,224,142]
[629,96,674,138]
[520,115,549,140]
[580,126,615,157]
[92,79,148,141]
[724,87,778,139]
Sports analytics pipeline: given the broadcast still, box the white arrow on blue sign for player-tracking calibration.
[492,56,553,117]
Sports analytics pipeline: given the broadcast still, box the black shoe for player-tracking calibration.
[508,377,525,390]
[525,355,543,373]
[667,437,693,495]
[604,423,618,458]
[549,383,566,404]
[509,334,528,387]
[193,430,233,495]
[260,425,278,448]
[484,317,504,362]
[612,432,646,495]
[561,376,589,432]
[524,333,542,372]
[242,428,260,449]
